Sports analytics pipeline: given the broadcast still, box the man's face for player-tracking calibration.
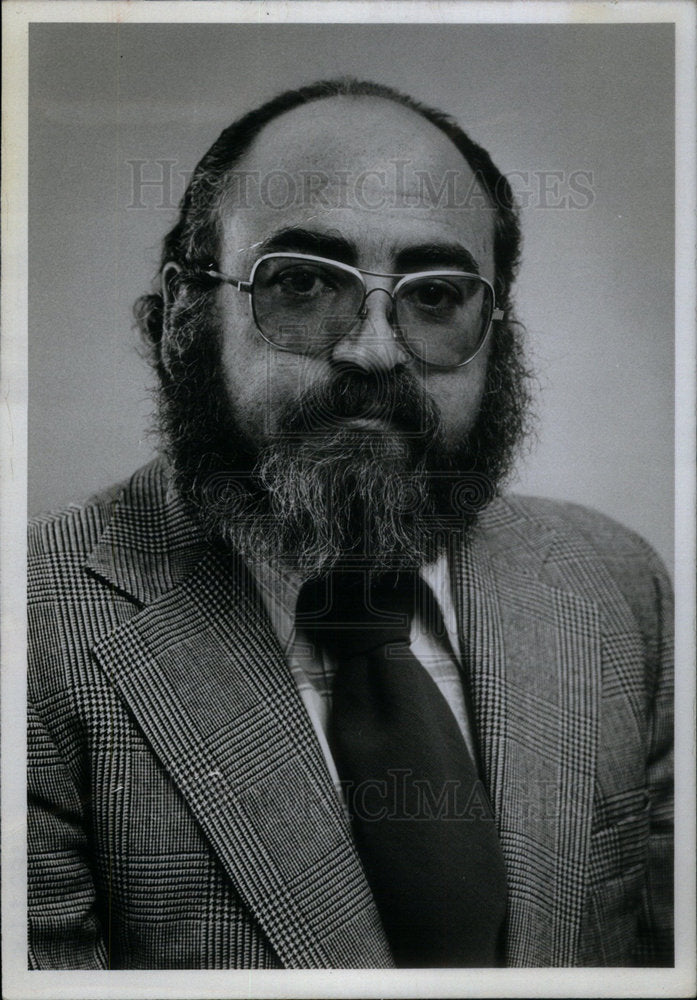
[159,96,527,575]
[213,97,497,456]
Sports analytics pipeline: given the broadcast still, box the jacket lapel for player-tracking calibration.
[453,501,601,966]
[86,463,392,969]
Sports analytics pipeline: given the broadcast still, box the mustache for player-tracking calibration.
[278,368,441,437]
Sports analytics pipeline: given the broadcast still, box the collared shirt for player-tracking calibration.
[249,555,478,787]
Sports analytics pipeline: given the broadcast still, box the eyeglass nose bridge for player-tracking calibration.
[350,284,414,368]
[356,283,397,325]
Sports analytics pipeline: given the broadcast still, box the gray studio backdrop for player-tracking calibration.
[28,22,674,569]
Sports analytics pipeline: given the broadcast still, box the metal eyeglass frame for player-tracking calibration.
[201,251,504,370]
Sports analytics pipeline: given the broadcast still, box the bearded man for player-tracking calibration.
[27,78,673,970]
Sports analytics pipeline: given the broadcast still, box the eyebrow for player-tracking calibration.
[256,227,481,275]
[257,228,358,265]
[394,243,480,275]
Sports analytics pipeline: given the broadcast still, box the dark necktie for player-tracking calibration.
[297,570,507,967]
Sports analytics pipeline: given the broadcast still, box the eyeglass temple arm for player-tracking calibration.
[202,268,252,293]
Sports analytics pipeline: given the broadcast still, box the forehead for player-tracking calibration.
[217,96,496,279]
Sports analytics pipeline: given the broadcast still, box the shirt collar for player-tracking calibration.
[247,551,459,657]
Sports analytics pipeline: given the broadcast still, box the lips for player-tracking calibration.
[334,395,401,424]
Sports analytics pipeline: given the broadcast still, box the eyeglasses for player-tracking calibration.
[201,252,503,370]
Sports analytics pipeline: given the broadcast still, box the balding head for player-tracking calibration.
[136,78,520,358]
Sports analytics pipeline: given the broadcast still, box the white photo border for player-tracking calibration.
[2,2,695,998]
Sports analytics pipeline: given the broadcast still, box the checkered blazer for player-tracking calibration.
[28,460,673,969]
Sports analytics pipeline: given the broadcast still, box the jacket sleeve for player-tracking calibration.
[634,549,674,965]
[28,700,108,970]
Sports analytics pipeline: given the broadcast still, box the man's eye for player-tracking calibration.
[407,280,462,312]
[277,267,332,297]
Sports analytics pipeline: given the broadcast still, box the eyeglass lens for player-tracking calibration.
[251,256,493,367]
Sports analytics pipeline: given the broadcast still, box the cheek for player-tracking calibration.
[423,349,489,446]
[219,314,267,441]
[220,317,328,446]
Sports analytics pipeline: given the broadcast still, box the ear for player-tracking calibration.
[161,261,182,307]
[159,263,183,376]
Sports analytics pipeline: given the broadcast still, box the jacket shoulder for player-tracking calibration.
[29,480,124,561]
[28,460,166,561]
[498,494,669,576]
[27,462,171,708]
[483,494,672,640]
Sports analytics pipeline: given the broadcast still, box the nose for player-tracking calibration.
[330,287,410,371]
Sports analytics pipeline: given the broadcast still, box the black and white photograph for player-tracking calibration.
[2,1,695,997]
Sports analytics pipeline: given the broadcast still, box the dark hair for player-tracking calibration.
[135,77,521,362]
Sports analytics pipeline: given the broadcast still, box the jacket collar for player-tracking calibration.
[85,459,208,605]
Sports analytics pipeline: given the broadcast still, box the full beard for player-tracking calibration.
[153,290,532,578]
[203,427,439,575]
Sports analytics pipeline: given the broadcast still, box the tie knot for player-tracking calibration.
[296,570,417,656]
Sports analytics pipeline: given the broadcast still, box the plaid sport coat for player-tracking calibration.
[28,460,673,969]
